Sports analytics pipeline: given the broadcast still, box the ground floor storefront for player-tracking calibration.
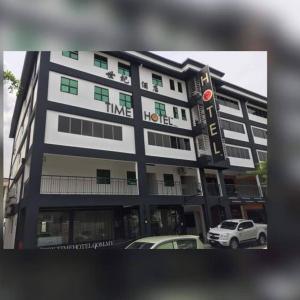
[12,200,267,249]
[230,202,267,223]
[34,204,210,249]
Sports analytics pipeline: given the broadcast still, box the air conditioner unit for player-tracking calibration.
[177,167,186,175]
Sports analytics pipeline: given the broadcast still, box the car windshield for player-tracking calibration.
[127,242,154,249]
[220,221,238,230]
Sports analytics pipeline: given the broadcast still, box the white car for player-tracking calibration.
[125,235,204,249]
[207,219,267,249]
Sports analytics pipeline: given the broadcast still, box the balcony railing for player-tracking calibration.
[147,180,202,196]
[261,185,267,197]
[225,184,262,198]
[40,175,138,195]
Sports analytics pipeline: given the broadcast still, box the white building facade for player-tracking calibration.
[4,51,267,249]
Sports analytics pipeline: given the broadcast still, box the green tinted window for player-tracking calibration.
[94,54,108,69]
[152,74,163,87]
[118,63,131,76]
[127,171,137,185]
[62,51,78,60]
[155,102,166,116]
[119,93,132,108]
[94,86,109,102]
[60,77,78,95]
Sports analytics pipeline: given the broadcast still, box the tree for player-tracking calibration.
[4,70,20,94]
[248,160,267,184]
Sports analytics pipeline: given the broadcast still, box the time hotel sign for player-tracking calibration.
[200,66,225,162]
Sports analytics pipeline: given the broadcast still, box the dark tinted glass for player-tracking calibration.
[184,139,191,150]
[103,124,113,139]
[73,210,114,243]
[181,109,187,120]
[170,136,177,148]
[178,138,185,150]
[93,123,103,138]
[156,133,163,146]
[178,82,183,93]
[82,120,93,136]
[58,116,70,133]
[148,132,155,145]
[170,79,175,90]
[70,118,81,134]
[176,239,197,249]
[37,211,70,247]
[162,134,171,148]
[245,221,254,228]
[97,169,110,184]
[113,126,123,140]
[164,174,174,187]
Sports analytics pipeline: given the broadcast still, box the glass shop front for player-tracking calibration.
[37,206,140,249]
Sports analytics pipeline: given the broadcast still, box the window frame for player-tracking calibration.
[251,126,268,139]
[169,79,175,90]
[60,77,78,95]
[58,116,70,133]
[118,62,131,77]
[247,104,267,119]
[94,54,108,69]
[152,74,163,87]
[96,169,111,184]
[181,109,187,121]
[94,86,109,102]
[173,107,179,119]
[163,174,175,187]
[62,51,78,60]
[226,144,251,159]
[119,93,132,109]
[177,82,183,93]
[220,118,245,134]
[216,93,240,110]
[256,150,267,162]
[127,171,137,186]
[155,102,166,116]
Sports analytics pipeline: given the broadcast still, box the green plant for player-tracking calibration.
[248,160,267,184]
[4,70,20,94]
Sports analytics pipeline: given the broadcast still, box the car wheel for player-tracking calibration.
[229,238,239,249]
[258,233,267,245]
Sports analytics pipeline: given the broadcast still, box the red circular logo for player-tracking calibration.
[151,114,159,122]
[203,89,213,102]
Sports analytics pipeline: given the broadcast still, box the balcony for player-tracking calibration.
[40,175,138,195]
[225,184,261,198]
[147,180,202,196]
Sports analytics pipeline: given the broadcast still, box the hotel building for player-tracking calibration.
[4,51,267,249]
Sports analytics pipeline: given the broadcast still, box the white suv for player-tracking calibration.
[207,219,267,249]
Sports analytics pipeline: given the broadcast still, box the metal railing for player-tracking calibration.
[225,184,261,198]
[261,185,267,197]
[40,175,138,195]
[147,180,202,196]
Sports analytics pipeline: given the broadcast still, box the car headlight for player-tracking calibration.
[220,233,229,239]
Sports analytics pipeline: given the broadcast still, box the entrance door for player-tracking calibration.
[150,206,184,236]
[210,205,226,227]
[183,205,206,242]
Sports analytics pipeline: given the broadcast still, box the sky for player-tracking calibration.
[3,51,267,178]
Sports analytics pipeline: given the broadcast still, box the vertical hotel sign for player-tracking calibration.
[199,66,225,162]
